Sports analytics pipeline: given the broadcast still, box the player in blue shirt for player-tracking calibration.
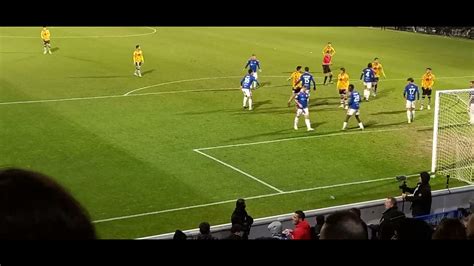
[342,84,364,130]
[244,54,262,89]
[241,69,260,111]
[403,77,420,123]
[360,63,375,101]
[297,67,317,92]
[294,86,314,131]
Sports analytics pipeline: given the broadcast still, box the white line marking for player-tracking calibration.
[123,75,287,95]
[195,126,431,151]
[0,27,157,38]
[93,173,421,223]
[0,85,283,106]
[193,149,284,193]
[1,75,472,106]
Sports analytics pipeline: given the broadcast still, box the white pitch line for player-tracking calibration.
[93,173,421,224]
[0,27,157,39]
[123,75,288,95]
[1,75,472,106]
[0,85,286,106]
[193,149,284,193]
[196,126,431,151]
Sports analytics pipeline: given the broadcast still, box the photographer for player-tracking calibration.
[231,198,253,240]
[401,172,432,217]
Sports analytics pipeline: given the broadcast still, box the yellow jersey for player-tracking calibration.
[421,73,435,88]
[41,29,51,41]
[322,45,335,56]
[288,71,302,88]
[372,62,385,78]
[337,73,349,90]
[133,49,144,63]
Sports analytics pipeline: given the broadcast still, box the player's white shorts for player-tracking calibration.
[242,88,252,97]
[363,82,372,89]
[406,100,416,109]
[296,108,309,116]
[347,108,360,116]
[252,72,258,80]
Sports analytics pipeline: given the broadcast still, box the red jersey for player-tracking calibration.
[291,220,312,240]
[323,54,332,65]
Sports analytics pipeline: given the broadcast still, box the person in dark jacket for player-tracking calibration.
[231,198,253,240]
[401,172,432,217]
[378,197,406,239]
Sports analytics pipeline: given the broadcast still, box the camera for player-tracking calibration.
[396,176,409,193]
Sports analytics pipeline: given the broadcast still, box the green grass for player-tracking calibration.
[1,27,472,239]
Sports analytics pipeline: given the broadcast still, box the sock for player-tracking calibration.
[359,122,364,129]
[342,122,348,129]
[243,96,248,107]
[294,117,299,128]
[305,118,311,129]
[329,75,333,82]
[364,89,370,100]
[407,110,411,122]
[324,76,328,84]
[428,96,431,105]
[412,110,415,120]
[374,84,378,93]
[248,98,253,110]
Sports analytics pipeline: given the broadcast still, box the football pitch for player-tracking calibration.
[1,27,472,238]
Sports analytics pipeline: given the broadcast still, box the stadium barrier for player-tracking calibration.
[384,27,473,39]
[138,185,474,239]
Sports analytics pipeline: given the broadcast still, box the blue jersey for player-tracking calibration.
[245,59,260,72]
[361,67,375,82]
[241,74,258,89]
[295,91,309,109]
[404,83,420,101]
[348,91,361,109]
[299,72,316,89]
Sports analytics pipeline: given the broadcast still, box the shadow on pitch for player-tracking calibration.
[68,75,131,79]
[51,47,60,53]
[141,69,155,76]
[370,110,406,115]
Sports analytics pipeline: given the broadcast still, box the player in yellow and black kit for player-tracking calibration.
[133,45,144,77]
[372,57,386,97]
[337,68,350,109]
[287,65,303,107]
[41,27,52,54]
[420,68,435,110]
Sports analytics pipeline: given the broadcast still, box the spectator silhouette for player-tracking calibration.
[320,210,368,239]
[0,168,96,239]
[231,198,253,240]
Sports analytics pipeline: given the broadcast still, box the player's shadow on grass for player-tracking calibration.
[252,100,272,109]
[225,122,327,142]
[68,75,130,79]
[362,120,408,129]
[370,110,406,115]
[141,69,155,76]
[259,81,272,87]
[51,47,60,53]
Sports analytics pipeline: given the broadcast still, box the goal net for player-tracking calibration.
[431,89,474,184]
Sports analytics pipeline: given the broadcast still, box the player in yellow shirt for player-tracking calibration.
[420,68,435,110]
[287,66,303,107]
[41,26,52,54]
[133,45,144,77]
[372,58,386,97]
[322,42,336,56]
[337,68,350,109]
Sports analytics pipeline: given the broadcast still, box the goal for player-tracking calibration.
[431,89,474,184]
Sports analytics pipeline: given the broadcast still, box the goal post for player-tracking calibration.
[431,89,474,184]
